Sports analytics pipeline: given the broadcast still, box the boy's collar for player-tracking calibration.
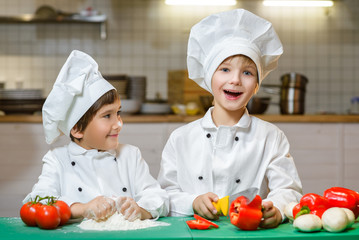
[201,107,251,129]
[68,141,117,157]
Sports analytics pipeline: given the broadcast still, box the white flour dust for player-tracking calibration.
[78,213,169,231]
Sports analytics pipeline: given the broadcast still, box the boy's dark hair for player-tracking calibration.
[70,89,118,141]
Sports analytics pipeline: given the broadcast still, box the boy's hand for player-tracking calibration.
[115,197,142,221]
[83,196,116,221]
[192,192,219,220]
[259,201,282,228]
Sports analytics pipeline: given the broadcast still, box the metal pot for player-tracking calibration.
[247,97,271,114]
[262,73,308,115]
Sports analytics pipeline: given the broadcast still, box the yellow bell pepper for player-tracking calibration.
[212,196,229,216]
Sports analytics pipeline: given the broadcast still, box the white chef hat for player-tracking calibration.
[42,50,115,144]
[187,9,283,93]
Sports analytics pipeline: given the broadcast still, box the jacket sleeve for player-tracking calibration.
[131,146,169,219]
[157,133,197,216]
[264,130,303,221]
[23,150,63,203]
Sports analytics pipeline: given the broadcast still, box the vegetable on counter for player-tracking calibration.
[20,195,71,230]
[212,196,229,216]
[292,207,355,233]
[186,214,219,230]
[20,196,42,227]
[321,207,354,232]
[285,186,359,234]
[293,214,322,232]
[293,193,330,219]
[284,202,298,222]
[229,195,262,231]
[324,187,359,219]
[35,204,61,229]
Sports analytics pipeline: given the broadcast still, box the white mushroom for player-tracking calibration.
[322,207,349,232]
[293,214,322,232]
[284,202,298,222]
[342,208,355,229]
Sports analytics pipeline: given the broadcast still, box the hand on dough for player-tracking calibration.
[115,197,141,221]
[83,196,116,221]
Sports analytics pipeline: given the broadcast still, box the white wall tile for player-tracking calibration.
[0,0,358,112]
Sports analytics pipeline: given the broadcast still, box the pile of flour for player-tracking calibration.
[78,213,169,231]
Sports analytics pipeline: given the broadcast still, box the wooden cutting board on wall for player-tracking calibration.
[168,70,212,112]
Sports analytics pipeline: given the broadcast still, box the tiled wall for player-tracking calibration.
[0,0,358,114]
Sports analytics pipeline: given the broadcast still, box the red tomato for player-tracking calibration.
[20,202,42,226]
[35,205,61,229]
[54,200,71,225]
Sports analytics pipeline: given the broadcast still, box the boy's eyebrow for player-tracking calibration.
[220,61,231,66]
[99,107,117,115]
[246,65,257,70]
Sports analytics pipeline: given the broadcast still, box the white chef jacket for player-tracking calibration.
[157,107,302,220]
[24,142,169,219]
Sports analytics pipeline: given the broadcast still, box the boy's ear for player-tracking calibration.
[254,83,259,94]
[70,127,84,139]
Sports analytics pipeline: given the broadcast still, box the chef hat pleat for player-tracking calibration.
[187,9,283,93]
[42,50,115,144]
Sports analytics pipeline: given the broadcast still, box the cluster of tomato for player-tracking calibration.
[20,195,71,230]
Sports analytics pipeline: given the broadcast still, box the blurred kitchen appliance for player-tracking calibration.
[127,76,146,102]
[200,95,214,112]
[168,70,212,113]
[262,72,308,115]
[103,75,146,115]
[103,75,128,99]
[350,96,359,114]
[0,89,44,114]
[247,97,271,114]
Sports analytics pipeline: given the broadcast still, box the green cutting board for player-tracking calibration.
[0,217,191,240]
[2,217,359,240]
[188,217,359,240]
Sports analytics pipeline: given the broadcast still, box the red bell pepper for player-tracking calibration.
[186,214,219,230]
[294,193,330,219]
[292,203,302,219]
[229,195,262,231]
[323,187,359,219]
[186,220,211,230]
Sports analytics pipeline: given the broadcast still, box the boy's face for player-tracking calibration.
[72,99,122,151]
[211,55,258,115]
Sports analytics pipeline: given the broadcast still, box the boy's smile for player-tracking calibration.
[223,89,243,100]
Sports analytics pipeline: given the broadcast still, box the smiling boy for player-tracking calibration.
[157,9,302,228]
[24,50,168,221]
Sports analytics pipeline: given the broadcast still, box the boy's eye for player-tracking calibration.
[244,71,252,76]
[104,114,111,118]
[117,110,121,116]
[220,67,230,72]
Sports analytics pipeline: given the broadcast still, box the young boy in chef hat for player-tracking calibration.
[24,50,168,221]
[157,9,302,228]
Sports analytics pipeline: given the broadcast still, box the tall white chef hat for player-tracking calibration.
[187,9,283,93]
[42,50,115,144]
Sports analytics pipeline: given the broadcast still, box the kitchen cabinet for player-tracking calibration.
[1,119,359,217]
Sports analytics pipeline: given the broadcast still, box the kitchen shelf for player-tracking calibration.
[0,14,107,39]
[1,114,359,123]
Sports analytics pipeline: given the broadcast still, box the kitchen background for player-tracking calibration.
[0,0,359,218]
[0,0,358,114]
